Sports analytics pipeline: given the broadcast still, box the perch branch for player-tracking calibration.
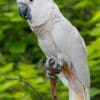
[0,71,44,100]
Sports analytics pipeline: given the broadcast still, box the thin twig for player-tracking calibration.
[0,71,44,100]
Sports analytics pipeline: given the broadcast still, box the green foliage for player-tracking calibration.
[0,0,100,99]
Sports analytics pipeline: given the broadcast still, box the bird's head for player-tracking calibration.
[16,0,55,26]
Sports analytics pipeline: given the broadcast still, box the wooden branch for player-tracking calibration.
[50,78,59,100]
[0,71,44,100]
[49,66,59,100]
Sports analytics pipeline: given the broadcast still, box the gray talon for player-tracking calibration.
[47,71,57,80]
[49,58,55,67]
[45,56,57,70]
[45,56,61,74]
[56,64,61,73]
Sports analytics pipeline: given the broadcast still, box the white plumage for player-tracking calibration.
[16,0,90,99]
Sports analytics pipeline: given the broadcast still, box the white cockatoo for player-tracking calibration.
[16,0,90,100]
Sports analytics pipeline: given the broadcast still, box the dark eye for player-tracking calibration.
[30,0,33,1]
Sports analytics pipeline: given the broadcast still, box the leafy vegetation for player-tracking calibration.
[0,0,100,99]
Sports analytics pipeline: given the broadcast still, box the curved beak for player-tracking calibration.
[18,3,31,20]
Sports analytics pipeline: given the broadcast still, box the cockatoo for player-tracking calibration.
[16,0,90,100]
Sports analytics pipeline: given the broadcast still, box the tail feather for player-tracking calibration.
[58,63,90,100]
[69,86,90,100]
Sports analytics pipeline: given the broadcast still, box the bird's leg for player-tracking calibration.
[45,56,61,78]
[45,57,59,100]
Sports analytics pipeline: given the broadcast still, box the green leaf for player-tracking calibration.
[89,11,100,24]
[5,41,26,54]
[0,63,13,73]
[90,88,100,97]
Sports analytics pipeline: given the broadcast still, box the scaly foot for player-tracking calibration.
[45,56,61,74]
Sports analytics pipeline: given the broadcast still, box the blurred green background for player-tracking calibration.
[0,0,100,100]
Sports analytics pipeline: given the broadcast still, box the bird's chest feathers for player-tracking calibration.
[36,27,57,57]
